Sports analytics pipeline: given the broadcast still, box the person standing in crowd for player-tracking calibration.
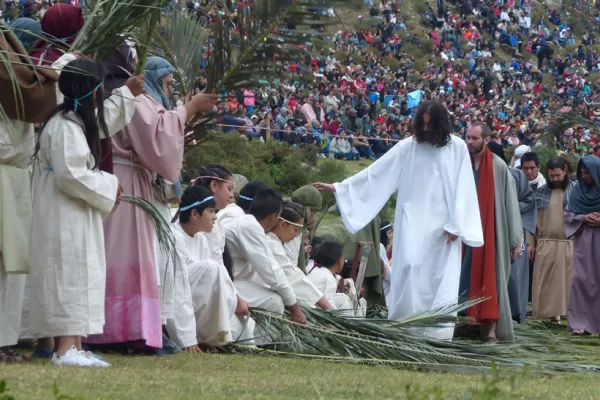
[565,156,600,336]
[314,101,483,341]
[521,152,547,193]
[531,157,574,324]
[29,59,141,367]
[460,121,522,343]
[85,56,218,353]
[507,159,536,324]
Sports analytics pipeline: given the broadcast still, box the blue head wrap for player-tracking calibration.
[143,56,176,110]
[568,155,600,215]
[10,18,42,51]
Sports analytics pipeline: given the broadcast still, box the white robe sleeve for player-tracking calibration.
[239,222,297,306]
[268,236,323,307]
[167,230,199,348]
[50,119,118,215]
[439,136,484,247]
[333,138,409,234]
[102,86,137,138]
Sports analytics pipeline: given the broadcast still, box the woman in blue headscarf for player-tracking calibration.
[10,18,41,51]
[565,155,600,335]
[85,56,219,354]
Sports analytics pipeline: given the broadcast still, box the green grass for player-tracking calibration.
[1,352,600,399]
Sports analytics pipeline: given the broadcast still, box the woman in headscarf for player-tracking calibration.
[85,56,218,353]
[10,18,41,51]
[29,3,84,66]
[565,155,600,335]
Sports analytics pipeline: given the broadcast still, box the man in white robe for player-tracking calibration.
[313,101,483,340]
[224,189,307,325]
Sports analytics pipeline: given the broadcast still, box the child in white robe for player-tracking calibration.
[167,186,255,351]
[29,59,141,367]
[308,240,367,317]
[217,181,269,230]
[267,201,334,310]
[224,189,307,326]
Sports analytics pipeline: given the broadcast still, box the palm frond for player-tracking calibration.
[236,304,600,373]
[74,0,170,61]
[154,7,210,97]
[185,0,364,149]
[119,195,177,265]
[547,112,600,143]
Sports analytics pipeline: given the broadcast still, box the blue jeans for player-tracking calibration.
[356,146,376,159]
[335,152,358,160]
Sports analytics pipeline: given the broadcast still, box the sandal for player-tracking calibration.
[0,347,30,362]
[484,337,499,345]
[572,330,591,336]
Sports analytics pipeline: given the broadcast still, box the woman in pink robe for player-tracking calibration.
[86,57,218,350]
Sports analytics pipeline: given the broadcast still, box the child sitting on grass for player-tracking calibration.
[307,240,366,317]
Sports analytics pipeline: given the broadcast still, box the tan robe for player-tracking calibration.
[531,190,573,318]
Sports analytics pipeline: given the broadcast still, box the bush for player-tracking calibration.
[183,133,351,195]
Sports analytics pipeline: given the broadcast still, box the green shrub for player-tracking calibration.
[183,134,351,195]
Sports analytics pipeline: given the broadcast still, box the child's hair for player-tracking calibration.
[380,220,393,248]
[248,189,283,221]
[310,237,324,260]
[178,186,216,224]
[193,164,233,190]
[236,181,269,212]
[315,240,344,268]
[280,201,305,224]
[37,58,108,170]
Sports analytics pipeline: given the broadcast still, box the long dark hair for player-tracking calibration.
[411,100,452,148]
[36,58,108,170]
[194,164,233,192]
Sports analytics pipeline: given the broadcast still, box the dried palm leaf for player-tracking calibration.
[233,304,600,373]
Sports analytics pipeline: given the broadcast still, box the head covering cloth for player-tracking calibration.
[29,4,84,66]
[10,18,41,51]
[568,155,600,214]
[143,56,176,110]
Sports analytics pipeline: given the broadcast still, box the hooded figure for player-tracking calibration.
[143,56,176,110]
[10,18,41,51]
[29,4,84,66]
[282,185,323,273]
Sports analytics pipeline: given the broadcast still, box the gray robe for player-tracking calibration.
[459,154,523,342]
[507,168,536,324]
[565,210,600,334]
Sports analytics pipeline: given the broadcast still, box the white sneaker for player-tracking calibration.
[51,346,98,367]
[81,351,110,368]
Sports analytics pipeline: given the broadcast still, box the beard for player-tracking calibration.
[547,177,570,191]
[468,143,485,155]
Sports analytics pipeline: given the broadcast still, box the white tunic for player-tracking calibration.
[0,119,33,346]
[224,214,296,312]
[167,223,254,347]
[266,232,323,307]
[379,243,392,300]
[28,88,135,337]
[217,202,245,228]
[306,267,357,315]
[333,135,483,339]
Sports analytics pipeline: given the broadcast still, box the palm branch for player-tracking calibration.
[72,0,170,61]
[184,0,363,149]
[548,111,600,142]
[119,195,177,264]
[153,6,211,98]
[232,303,600,373]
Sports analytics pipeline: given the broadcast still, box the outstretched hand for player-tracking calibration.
[312,182,336,193]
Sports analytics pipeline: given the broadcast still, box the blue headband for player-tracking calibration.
[64,81,103,112]
[238,195,253,201]
[179,196,214,212]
